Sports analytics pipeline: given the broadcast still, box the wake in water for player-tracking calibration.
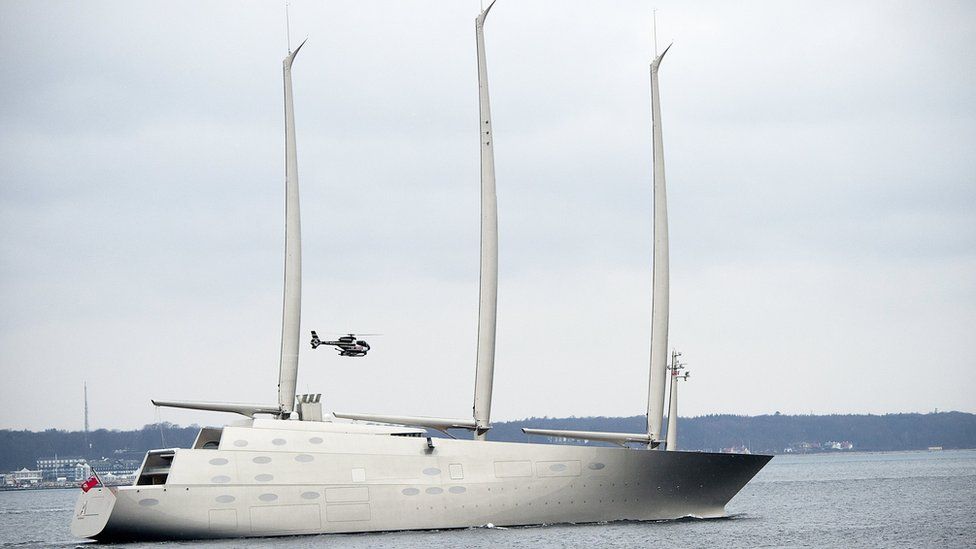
[464,513,752,533]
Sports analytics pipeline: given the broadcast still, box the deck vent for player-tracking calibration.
[297,394,323,421]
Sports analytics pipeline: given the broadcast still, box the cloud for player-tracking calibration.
[1,0,974,430]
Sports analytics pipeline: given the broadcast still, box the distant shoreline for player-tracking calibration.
[3,412,974,473]
[0,486,79,493]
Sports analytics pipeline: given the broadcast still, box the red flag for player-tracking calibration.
[81,475,99,493]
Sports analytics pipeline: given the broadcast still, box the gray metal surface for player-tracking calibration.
[151,400,281,418]
[520,428,651,447]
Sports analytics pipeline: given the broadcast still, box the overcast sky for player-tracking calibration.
[1,0,973,431]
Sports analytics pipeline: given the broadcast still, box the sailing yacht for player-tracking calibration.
[71,5,769,541]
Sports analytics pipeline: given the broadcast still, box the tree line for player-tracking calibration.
[2,412,973,471]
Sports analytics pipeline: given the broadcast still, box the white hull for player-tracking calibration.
[72,420,769,541]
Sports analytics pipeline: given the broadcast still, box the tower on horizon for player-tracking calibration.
[84,381,90,453]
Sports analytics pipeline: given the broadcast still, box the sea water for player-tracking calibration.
[1,450,973,548]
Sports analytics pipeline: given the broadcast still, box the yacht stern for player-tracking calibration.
[70,486,116,539]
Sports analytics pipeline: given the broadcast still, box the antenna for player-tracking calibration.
[668,350,687,378]
[285,2,293,54]
[665,350,689,450]
[83,381,90,453]
[653,9,658,56]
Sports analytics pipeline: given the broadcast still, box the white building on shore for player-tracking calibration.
[5,468,42,486]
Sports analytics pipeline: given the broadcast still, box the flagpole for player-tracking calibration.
[88,466,117,496]
[89,466,103,486]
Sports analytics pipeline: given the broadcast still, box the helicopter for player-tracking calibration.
[309,331,374,357]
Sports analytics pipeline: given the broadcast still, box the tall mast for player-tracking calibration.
[472,0,499,441]
[646,42,672,445]
[277,38,306,418]
[330,3,502,437]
